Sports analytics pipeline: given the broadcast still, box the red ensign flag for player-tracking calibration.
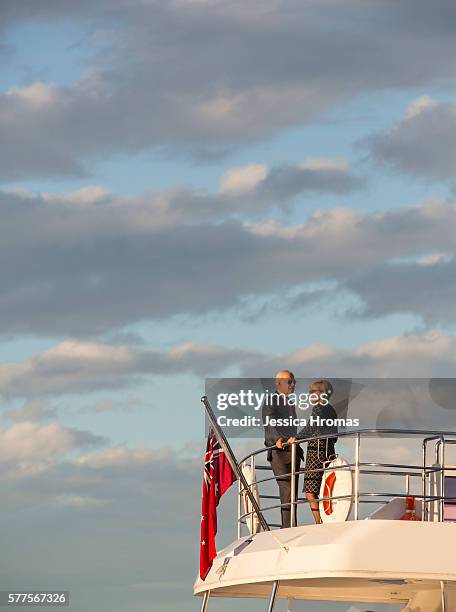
[199,432,237,580]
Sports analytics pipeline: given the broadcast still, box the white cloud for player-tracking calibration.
[6,82,57,107]
[75,447,171,468]
[405,94,438,119]
[44,339,134,364]
[243,329,456,378]
[42,186,112,206]
[0,422,103,463]
[288,344,338,364]
[220,163,268,194]
[354,329,451,361]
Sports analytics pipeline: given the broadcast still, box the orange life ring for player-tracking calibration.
[322,471,337,515]
[319,457,353,523]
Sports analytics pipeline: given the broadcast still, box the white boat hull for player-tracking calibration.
[194,520,456,609]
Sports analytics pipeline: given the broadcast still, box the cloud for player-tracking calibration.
[253,158,364,199]
[3,1,456,176]
[352,330,455,376]
[0,339,256,397]
[74,446,172,468]
[344,256,456,324]
[404,95,438,119]
[4,399,58,421]
[220,163,268,194]
[7,82,57,106]
[0,154,361,231]
[92,397,146,413]
[0,421,106,464]
[0,155,361,223]
[243,329,456,378]
[41,185,112,205]
[219,159,363,199]
[0,436,199,508]
[0,185,454,335]
[365,96,456,179]
[0,440,205,611]
[2,330,456,400]
[353,330,452,363]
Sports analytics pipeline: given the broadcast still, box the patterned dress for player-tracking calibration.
[299,403,338,496]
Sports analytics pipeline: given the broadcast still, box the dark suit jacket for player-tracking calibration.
[262,393,304,461]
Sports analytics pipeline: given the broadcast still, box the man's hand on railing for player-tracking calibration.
[275,437,296,449]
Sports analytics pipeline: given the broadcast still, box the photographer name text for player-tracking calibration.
[217,415,360,428]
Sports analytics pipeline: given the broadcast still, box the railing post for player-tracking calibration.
[290,442,296,527]
[354,433,360,520]
[435,438,445,522]
[251,454,256,533]
[441,439,446,523]
[200,590,210,612]
[439,439,445,522]
[422,439,427,522]
[237,463,243,539]
[267,581,279,612]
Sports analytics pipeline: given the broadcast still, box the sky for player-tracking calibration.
[0,1,456,610]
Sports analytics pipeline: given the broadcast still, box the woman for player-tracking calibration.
[298,379,338,524]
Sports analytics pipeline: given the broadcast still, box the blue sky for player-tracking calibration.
[1,2,456,610]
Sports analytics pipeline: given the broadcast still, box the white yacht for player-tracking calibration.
[194,422,456,611]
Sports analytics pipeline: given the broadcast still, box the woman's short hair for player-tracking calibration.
[309,379,333,397]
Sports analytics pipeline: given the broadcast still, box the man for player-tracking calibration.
[262,370,303,528]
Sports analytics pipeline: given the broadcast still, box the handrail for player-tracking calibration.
[237,429,456,534]
[246,463,446,489]
[239,428,456,464]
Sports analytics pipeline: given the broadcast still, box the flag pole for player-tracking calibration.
[201,395,271,532]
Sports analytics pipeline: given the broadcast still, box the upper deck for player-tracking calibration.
[195,427,456,611]
[237,428,456,532]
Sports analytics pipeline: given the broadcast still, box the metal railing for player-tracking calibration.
[237,429,456,535]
